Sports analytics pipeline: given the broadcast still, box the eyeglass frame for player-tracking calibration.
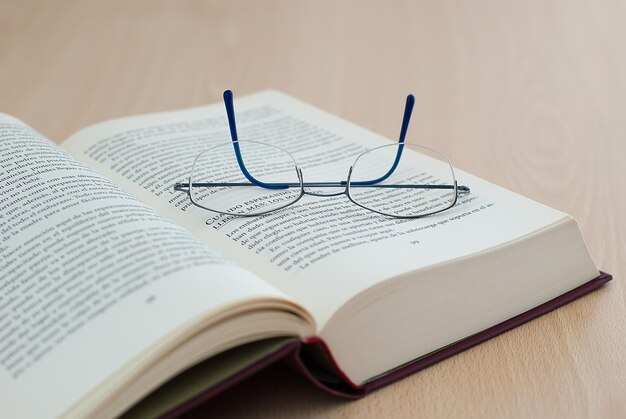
[174,90,470,219]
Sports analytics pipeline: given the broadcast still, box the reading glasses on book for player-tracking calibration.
[174,90,470,218]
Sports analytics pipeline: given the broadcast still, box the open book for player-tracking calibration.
[0,91,610,418]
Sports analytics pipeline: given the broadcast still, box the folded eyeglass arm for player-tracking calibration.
[173,181,470,197]
[223,89,414,189]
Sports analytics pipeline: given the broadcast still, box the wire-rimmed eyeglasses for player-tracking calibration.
[174,90,470,219]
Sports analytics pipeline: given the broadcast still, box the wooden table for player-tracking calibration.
[2,1,624,417]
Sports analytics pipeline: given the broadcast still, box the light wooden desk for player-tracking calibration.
[2,1,624,417]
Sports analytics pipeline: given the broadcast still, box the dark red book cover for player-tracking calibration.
[159,272,611,418]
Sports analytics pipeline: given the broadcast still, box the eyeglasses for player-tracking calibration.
[174,90,470,219]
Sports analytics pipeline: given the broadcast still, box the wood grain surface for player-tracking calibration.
[1,1,624,417]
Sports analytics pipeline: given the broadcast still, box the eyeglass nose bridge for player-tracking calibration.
[299,167,352,198]
[303,188,347,198]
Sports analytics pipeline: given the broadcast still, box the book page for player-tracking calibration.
[61,91,569,327]
[0,114,301,418]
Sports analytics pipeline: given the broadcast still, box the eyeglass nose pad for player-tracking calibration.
[297,167,303,183]
[346,166,353,186]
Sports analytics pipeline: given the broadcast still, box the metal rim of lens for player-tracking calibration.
[345,142,458,219]
[188,140,304,217]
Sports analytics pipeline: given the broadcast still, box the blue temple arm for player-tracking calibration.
[224,90,288,190]
[349,94,414,186]
[223,90,416,190]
